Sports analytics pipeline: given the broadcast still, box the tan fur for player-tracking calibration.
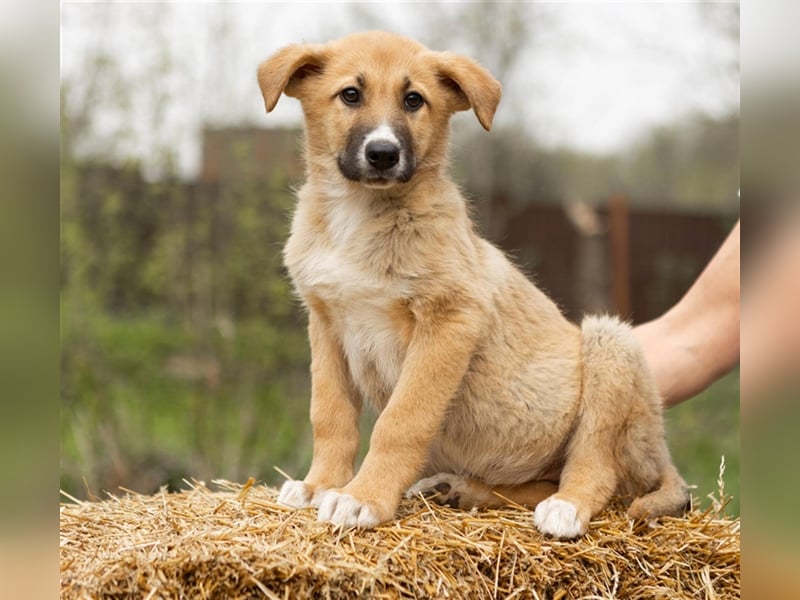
[258,31,688,538]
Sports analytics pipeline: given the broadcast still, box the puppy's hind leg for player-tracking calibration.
[535,315,649,539]
[406,473,494,509]
[533,430,619,539]
[604,324,691,521]
[628,461,690,520]
[407,474,557,509]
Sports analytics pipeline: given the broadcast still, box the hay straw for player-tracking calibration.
[60,480,739,599]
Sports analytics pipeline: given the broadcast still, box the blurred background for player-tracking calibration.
[60,2,740,515]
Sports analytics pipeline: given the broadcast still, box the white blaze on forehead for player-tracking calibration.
[364,123,400,146]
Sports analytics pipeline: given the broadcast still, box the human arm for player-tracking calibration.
[633,220,740,407]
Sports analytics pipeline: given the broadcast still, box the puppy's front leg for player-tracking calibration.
[317,313,479,528]
[278,307,361,509]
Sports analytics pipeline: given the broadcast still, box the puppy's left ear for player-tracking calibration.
[257,43,327,113]
[434,52,502,131]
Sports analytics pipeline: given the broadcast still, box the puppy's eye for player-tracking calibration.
[340,87,361,106]
[404,92,424,111]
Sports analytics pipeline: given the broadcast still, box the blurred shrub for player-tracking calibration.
[60,150,313,498]
[666,370,740,516]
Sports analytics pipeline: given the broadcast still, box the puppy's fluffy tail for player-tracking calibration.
[580,315,690,519]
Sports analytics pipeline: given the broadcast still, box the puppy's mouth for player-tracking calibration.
[360,172,410,189]
[337,124,415,188]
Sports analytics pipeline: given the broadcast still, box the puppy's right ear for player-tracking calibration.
[433,52,502,131]
[257,43,327,113]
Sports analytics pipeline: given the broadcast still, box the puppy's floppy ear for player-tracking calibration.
[434,52,502,131]
[257,43,327,113]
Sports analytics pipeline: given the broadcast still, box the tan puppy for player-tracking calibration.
[257,31,689,538]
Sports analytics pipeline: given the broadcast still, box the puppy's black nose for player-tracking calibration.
[365,141,400,171]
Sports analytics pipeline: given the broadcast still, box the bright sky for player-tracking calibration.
[60,2,739,179]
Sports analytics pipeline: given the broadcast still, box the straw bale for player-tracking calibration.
[60,479,739,599]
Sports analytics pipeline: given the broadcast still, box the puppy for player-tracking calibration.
[257,31,689,538]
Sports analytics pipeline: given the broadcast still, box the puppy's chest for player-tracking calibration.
[287,228,415,407]
[288,224,413,306]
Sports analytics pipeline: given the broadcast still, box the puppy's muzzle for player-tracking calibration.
[338,123,415,187]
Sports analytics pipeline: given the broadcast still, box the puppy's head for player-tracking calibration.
[257,31,501,189]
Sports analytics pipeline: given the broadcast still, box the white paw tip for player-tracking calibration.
[277,480,312,508]
[404,480,424,500]
[405,473,460,499]
[405,476,435,499]
[316,490,380,529]
[533,497,585,539]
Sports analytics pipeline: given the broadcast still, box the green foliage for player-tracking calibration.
[453,112,739,211]
[621,113,740,209]
[60,313,312,498]
[744,387,800,543]
[60,151,313,499]
[666,370,740,516]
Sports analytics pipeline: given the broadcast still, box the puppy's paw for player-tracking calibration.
[316,489,381,529]
[277,480,315,509]
[405,473,490,509]
[627,486,691,520]
[533,496,587,539]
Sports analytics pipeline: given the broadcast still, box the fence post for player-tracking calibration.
[564,200,610,315]
[609,195,631,319]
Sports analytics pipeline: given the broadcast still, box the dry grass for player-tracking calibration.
[60,479,739,599]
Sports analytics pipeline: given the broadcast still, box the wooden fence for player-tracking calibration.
[483,196,737,324]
